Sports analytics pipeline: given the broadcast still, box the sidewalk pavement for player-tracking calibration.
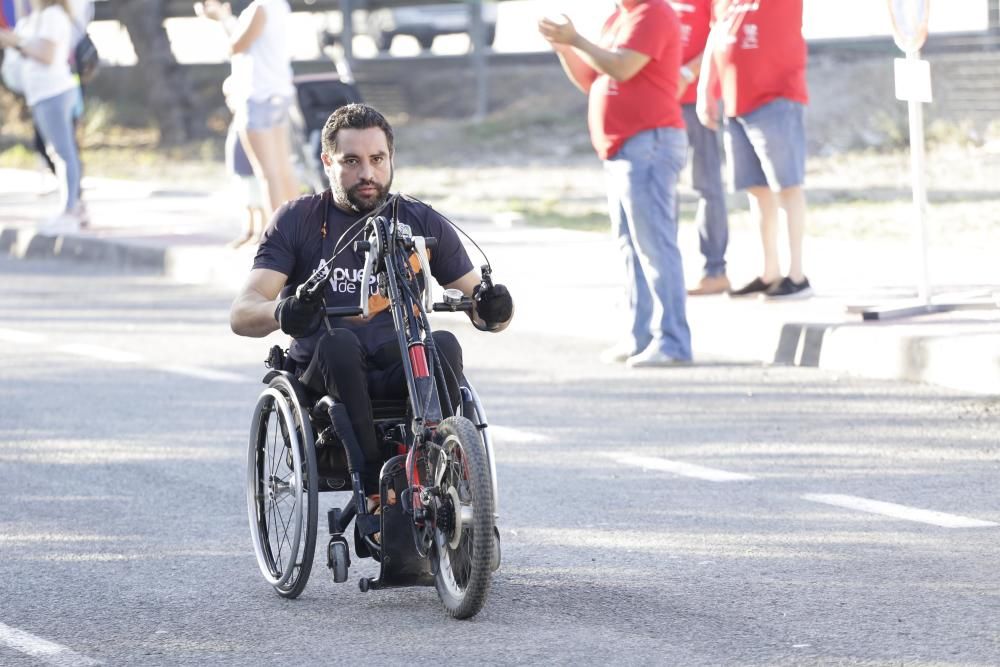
[2,167,998,396]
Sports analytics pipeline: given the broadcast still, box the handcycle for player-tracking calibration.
[245,201,501,619]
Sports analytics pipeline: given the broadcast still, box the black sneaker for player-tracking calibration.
[764,276,813,300]
[729,277,775,297]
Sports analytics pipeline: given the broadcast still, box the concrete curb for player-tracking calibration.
[2,226,167,271]
[776,321,1000,395]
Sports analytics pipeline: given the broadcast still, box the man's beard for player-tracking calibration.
[332,174,393,213]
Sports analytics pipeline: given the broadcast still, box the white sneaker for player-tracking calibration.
[599,342,641,364]
[625,347,691,369]
[38,212,82,235]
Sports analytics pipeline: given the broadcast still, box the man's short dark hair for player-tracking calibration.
[321,103,395,156]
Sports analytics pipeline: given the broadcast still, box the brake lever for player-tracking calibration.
[357,217,385,318]
[478,264,494,293]
[472,264,499,331]
[295,262,330,303]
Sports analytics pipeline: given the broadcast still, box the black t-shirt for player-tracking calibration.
[253,190,474,364]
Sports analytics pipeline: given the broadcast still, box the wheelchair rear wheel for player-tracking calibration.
[246,378,319,599]
[432,416,495,619]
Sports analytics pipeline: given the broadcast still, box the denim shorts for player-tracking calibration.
[237,95,292,131]
[725,98,806,191]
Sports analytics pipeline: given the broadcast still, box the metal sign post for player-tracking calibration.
[858,0,937,320]
[468,0,489,120]
[890,0,931,308]
[902,49,932,308]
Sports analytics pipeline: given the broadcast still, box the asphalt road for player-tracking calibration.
[0,257,998,666]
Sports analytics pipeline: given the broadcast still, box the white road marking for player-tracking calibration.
[487,425,553,443]
[802,493,999,528]
[153,364,253,384]
[606,453,756,482]
[0,327,46,345]
[0,327,254,383]
[0,622,102,666]
[56,344,143,364]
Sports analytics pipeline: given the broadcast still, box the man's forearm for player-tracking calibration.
[231,293,280,337]
[696,27,721,102]
[569,35,640,82]
[685,51,705,78]
[554,45,597,94]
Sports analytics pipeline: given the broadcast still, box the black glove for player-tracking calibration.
[274,294,323,338]
[473,283,513,328]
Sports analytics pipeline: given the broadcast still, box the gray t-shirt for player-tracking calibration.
[253,190,474,364]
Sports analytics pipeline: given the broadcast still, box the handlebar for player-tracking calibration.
[296,212,498,324]
[325,306,364,317]
[431,298,473,313]
[354,236,437,253]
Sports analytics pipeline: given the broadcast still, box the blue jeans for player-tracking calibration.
[604,127,692,361]
[682,104,729,278]
[32,88,81,213]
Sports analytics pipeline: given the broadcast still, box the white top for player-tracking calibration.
[67,0,94,44]
[229,0,294,104]
[17,6,78,107]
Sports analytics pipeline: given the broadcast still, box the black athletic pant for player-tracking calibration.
[300,328,464,493]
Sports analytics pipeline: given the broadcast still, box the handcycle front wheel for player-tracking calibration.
[432,416,495,619]
[246,378,319,599]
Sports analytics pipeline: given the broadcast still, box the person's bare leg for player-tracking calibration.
[242,125,299,214]
[240,128,276,214]
[229,204,255,248]
[271,121,300,201]
[747,186,781,283]
[778,185,807,282]
[251,206,267,244]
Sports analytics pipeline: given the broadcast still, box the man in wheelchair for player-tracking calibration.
[230,103,513,502]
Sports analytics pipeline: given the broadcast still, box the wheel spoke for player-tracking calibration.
[267,412,281,481]
[442,437,472,588]
[267,500,284,571]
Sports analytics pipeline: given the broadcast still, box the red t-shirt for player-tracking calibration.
[588,0,684,160]
[711,0,808,117]
[672,0,713,106]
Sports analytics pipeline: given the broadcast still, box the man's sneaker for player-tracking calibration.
[764,276,813,300]
[38,212,82,235]
[625,347,691,369]
[729,276,775,297]
[599,341,642,364]
[687,274,732,296]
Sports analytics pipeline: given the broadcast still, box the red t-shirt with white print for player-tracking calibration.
[672,0,713,105]
[711,0,808,118]
[587,0,684,160]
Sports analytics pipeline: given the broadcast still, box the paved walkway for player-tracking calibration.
[2,167,998,395]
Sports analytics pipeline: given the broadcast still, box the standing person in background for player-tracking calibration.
[195,0,299,217]
[0,0,84,231]
[538,1,692,368]
[698,0,812,299]
[673,0,730,296]
[29,0,90,219]
[225,116,268,247]
[223,74,268,247]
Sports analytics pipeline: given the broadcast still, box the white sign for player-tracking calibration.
[888,0,930,54]
[894,57,933,103]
